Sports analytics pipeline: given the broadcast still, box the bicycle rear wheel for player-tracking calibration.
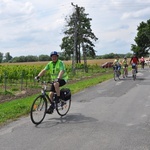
[133,74,136,80]
[30,95,47,125]
[56,99,71,116]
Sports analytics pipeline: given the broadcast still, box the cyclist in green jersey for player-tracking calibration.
[35,51,68,114]
[122,56,128,78]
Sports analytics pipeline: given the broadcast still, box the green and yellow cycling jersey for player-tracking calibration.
[122,59,127,65]
[44,59,68,82]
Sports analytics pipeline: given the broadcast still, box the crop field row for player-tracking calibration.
[0,59,113,95]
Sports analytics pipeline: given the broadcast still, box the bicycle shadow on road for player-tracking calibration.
[35,113,98,128]
[119,75,145,81]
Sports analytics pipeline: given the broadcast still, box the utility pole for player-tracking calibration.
[71,2,78,74]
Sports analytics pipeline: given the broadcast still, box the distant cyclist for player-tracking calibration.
[122,56,128,78]
[113,55,121,75]
[140,56,145,69]
[130,53,139,73]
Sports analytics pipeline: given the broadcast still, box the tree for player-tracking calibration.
[12,56,27,62]
[0,52,3,63]
[26,55,38,62]
[131,19,150,57]
[3,52,12,62]
[39,55,50,61]
[60,3,98,73]
[12,55,38,62]
[60,36,73,59]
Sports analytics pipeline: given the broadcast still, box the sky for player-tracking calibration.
[0,0,150,57]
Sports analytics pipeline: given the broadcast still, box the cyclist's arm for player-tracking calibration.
[57,61,65,79]
[127,60,129,66]
[113,59,116,65]
[37,63,51,77]
[118,59,122,65]
[37,69,46,77]
[130,58,133,64]
[57,70,64,79]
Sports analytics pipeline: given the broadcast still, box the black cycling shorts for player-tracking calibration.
[50,79,66,92]
[132,63,136,69]
[124,64,128,68]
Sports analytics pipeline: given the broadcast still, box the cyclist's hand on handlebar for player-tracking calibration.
[54,78,60,82]
[35,76,40,81]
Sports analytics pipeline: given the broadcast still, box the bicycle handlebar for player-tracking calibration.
[35,78,53,84]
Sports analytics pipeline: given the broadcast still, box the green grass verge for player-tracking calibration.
[0,73,113,126]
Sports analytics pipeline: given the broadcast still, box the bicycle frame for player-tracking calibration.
[41,86,52,103]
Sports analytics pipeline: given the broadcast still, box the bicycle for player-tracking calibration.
[113,65,121,81]
[30,81,71,125]
[131,63,136,80]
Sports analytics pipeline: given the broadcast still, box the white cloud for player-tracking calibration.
[122,7,150,20]
[0,0,150,57]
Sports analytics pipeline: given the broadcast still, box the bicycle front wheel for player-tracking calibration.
[56,99,71,116]
[132,69,136,80]
[114,71,120,81]
[30,95,47,125]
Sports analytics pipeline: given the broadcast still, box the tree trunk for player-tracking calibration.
[82,43,88,73]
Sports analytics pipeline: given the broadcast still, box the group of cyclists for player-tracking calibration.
[113,53,143,78]
[34,50,146,114]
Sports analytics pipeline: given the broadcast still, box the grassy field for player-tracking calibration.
[1,59,114,66]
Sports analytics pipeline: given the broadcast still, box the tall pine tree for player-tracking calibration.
[60,3,98,73]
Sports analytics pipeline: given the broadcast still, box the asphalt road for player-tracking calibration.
[0,66,150,150]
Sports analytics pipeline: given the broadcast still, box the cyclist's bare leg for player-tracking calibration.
[46,92,55,114]
[125,67,128,76]
[49,92,54,102]
[126,67,128,75]
[54,82,60,97]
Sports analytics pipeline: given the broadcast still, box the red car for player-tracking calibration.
[101,62,113,68]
